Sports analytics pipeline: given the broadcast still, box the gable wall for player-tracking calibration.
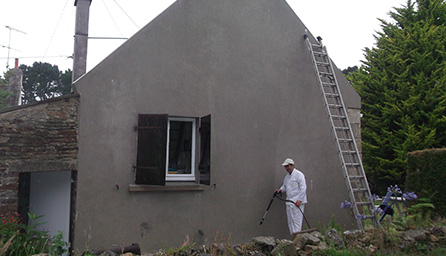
[73,0,359,252]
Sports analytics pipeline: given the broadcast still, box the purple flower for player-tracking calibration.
[372,207,384,215]
[355,214,366,220]
[403,192,417,200]
[369,194,380,201]
[340,200,353,209]
[388,185,402,194]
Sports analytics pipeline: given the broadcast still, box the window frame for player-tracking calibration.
[134,114,211,187]
[165,116,197,182]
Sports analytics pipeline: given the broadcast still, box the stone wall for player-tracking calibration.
[0,95,79,215]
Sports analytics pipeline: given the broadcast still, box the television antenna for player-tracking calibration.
[4,25,27,69]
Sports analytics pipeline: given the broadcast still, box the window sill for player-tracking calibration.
[128,183,206,192]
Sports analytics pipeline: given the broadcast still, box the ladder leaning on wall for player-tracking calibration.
[304,32,379,229]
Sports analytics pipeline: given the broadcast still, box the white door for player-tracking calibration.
[29,171,71,244]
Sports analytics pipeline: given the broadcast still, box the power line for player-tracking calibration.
[101,0,123,36]
[112,0,140,29]
[42,0,70,62]
[58,6,75,58]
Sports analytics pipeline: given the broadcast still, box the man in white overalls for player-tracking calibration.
[275,158,307,234]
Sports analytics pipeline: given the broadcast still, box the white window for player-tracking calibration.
[135,114,210,186]
[166,117,196,181]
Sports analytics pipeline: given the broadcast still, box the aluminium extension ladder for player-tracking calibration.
[304,34,379,229]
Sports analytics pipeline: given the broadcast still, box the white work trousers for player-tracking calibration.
[286,203,305,234]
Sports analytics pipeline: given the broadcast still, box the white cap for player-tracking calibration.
[281,158,294,166]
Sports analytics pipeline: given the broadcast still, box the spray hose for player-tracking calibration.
[259,191,311,229]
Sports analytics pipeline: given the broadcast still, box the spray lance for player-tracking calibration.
[259,191,311,229]
[259,191,279,225]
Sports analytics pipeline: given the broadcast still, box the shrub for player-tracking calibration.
[406,148,446,217]
[0,212,68,255]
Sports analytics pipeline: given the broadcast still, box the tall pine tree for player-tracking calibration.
[20,62,72,104]
[349,0,446,194]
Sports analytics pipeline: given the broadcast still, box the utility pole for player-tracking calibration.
[4,26,26,70]
[72,0,92,82]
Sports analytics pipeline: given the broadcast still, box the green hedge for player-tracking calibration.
[406,148,446,217]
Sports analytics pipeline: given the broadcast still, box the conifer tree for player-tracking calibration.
[349,0,446,193]
[20,62,72,104]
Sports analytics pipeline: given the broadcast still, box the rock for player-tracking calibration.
[304,241,328,252]
[98,250,120,256]
[317,241,328,251]
[271,239,297,256]
[233,244,263,256]
[250,252,266,256]
[233,244,245,255]
[310,230,323,239]
[430,234,439,243]
[294,233,320,250]
[431,226,446,238]
[368,244,378,253]
[343,229,381,249]
[324,229,344,249]
[343,229,362,238]
[358,234,371,244]
[401,228,429,242]
[252,236,276,252]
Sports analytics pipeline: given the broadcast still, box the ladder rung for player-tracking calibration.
[311,43,323,48]
[341,150,357,154]
[355,201,371,206]
[331,115,346,119]
[338,138,354,142]
[352,188,368,193]
[325,93,340,97]
[349,175,364,180]
[327,103,343,108]
[319,72,333,76]
[316,61,330,67]
[334,126,349,131]
[344,163,361,167]
[322,82,336,87]
[313,51,327,56]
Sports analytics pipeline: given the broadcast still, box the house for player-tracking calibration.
[0,0,363,252]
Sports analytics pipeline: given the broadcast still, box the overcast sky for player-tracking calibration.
[0,0,407,76]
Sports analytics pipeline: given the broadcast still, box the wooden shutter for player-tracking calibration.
[199,115,211,185]
[135,114,168,185]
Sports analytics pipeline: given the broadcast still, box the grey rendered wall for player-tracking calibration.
[73,0,359,252]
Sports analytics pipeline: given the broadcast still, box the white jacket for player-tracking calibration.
[280,169,307,204]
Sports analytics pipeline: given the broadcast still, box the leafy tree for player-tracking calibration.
[20,62,72,104]
[0,72,13,109]
[348,0,446,194]
[342,66,358,76]
[0,87,10,109]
